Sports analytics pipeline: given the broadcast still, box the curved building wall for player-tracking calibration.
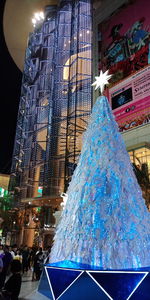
[10,0,93,201]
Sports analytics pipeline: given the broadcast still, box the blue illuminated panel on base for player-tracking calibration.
[88,271,148,300]
[38,261,150,300]
[46,267,82,299]
[38,268,54,299]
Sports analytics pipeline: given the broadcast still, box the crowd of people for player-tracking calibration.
[0,243,51,300]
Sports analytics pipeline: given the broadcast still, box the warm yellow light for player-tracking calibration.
[39,11,44,19]
[32,18,36,24]
[32,11,44,26]
[34,12,40,20]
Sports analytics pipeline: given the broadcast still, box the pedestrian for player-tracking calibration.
[22,246,29,273]
[10,245,17,260]
[1,260,22,300]
[44,246,51,264]
[0,245,4,256]
[0,257,3,273]
[33,248,44,281]
[0,246,12,289]
[13,250,22,264]
[27,248,33,270]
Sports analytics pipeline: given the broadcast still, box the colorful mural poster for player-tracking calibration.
[109,65,150,131]
[98,0,150,130]
[98,0,150,84]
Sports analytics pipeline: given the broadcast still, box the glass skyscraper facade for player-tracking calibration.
[10,0,93,202]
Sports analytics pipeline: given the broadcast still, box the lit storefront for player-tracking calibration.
[129,144,150,174]
[128,143,150,209]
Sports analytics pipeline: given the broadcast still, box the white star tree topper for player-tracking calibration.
[92,70,112,94]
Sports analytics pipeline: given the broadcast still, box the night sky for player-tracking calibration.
[0,0,22,174]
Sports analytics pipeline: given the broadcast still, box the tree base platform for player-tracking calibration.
[38,260,150,300]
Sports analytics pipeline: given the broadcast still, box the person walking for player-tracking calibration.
[1,260,22,300]
[0,246,12,289]
[33,248,44,280]
[22,246,29,273]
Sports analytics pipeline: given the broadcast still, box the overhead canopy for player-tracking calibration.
[3,0,103,71]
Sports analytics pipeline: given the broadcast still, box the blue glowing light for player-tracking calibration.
[40,262,149,300]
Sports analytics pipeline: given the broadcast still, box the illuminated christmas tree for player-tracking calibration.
[50,71,150,269]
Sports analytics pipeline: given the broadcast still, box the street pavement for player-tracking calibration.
[19,270,39,299]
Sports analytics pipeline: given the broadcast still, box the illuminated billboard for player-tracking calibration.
[98,0,150,130]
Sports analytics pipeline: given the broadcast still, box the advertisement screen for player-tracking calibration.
[111,87,133,110]
[109,66,150,131]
